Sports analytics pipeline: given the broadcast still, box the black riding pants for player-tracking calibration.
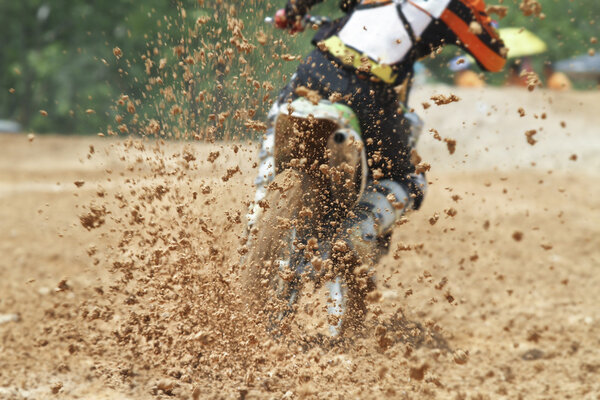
[278,49,420,200]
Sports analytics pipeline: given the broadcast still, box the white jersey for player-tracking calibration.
[337,0,452,65]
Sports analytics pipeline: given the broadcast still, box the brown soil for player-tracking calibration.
[1,86,599,399]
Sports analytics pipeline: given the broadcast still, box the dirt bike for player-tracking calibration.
[245,97,372,338]
[246,14,423,338]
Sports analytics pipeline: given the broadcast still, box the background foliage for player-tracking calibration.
[1,0,598,135]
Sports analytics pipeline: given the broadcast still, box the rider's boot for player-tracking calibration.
[339,110,426,265]
[339,178,423,266]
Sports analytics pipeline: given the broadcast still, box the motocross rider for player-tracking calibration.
[251,0,507,264]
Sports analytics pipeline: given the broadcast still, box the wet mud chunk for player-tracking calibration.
[415,162,430,174]
[444,138,456,155]
[453,349,469,365]
[295,85,322,105]
[221,166,240,182]
[56,279,70,292]
[520,0,543,18]
[207,151,220,163]
[520,71,542,91]
[51,382,63,394]
[430,93,460,106]
[525,130,537,145]
[469,21,482,35]
[409,363,428,380]
[244,119,267,132]
[486,5,508,19]
[429,213,440,225]
[521,349,545,361]
[512,231,524,241]
[445,208,458,217]
[79,205,107,230]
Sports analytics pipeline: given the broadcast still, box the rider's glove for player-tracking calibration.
[273,9,289,29]
[274,9,305,33]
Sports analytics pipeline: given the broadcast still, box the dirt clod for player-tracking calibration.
[430,94,460,106]
[512,231,524,241]
[409,363,428,380]
[453,349,469,365]
[51,382,63,394]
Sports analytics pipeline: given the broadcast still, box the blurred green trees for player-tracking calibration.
[0,0,598,135]
[1,0,181,134]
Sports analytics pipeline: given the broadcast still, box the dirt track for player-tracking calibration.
[1,86,599,399]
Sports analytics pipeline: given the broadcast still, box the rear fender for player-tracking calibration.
[274,98,367,210]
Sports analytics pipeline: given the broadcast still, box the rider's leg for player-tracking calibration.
[340,101,427,265]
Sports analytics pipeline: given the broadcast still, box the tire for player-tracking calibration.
[245,169,368,338]
[244,169,307,334]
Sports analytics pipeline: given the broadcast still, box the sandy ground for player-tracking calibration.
[1,86,599,399]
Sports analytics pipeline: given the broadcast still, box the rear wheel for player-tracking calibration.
[245,169,307,333]
[245,169,369,338]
